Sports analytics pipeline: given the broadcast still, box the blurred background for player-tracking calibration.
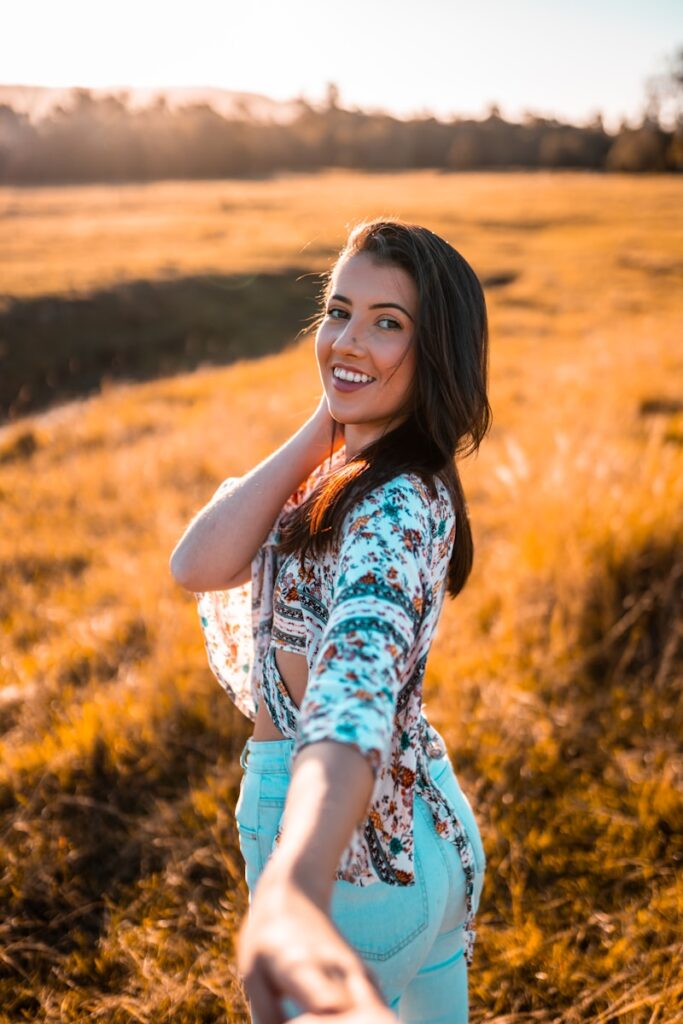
[1,2,681,1022]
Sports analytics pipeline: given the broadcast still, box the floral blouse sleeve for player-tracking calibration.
[292,474,433,778]
[193,477,257,720]
[194,455,340,721]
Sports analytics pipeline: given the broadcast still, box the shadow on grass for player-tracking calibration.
[1,267,326,424]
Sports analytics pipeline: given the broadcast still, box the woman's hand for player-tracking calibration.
[236,865,395,1023]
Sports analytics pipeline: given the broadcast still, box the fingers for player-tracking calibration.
[244,949,380,1021]
[236,878,390,1022]
[284,959,358,1014]
[243,956,286,1024]
[243,951,349,1021]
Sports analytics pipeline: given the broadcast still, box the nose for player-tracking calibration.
[330,317,364,354]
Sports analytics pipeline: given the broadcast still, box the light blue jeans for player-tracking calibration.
[235,735,486,1024]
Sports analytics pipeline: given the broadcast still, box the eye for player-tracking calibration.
[377,316,401,330]
[326,308,401,329]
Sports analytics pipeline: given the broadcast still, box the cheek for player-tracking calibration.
[317,319,338,347]
[388,358,416,407]
[315,328,330,366]
[381,342,415,386]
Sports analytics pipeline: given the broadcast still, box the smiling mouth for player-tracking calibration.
[331,370,376,393]
[332,367,376,384]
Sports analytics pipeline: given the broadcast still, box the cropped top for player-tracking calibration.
[271,556,308,655]
[193,446,479,964]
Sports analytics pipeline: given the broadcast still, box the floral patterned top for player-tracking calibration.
[194,446,479,964]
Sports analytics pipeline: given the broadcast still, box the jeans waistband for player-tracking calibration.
[239,733,451,780]
[240,736,295,773]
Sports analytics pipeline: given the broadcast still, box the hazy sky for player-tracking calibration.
[4,0,681,130]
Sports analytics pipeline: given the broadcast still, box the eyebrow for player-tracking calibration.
[329,293,415,323]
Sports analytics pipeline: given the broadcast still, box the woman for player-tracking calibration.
[170,218,491,1023]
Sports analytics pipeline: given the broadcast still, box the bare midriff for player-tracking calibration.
[251,648,309,741]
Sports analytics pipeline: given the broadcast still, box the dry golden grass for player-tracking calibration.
[0,171,682,1022]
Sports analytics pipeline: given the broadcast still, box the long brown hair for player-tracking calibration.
[278,217,492,598]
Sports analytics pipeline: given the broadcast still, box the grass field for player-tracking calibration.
[1,170,682,1022]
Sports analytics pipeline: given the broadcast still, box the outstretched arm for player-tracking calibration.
[270,740,374,906]
[236,741,391,1022]
[237,477,431,1021]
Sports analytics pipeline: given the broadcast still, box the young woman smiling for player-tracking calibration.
[171,218,492,1023]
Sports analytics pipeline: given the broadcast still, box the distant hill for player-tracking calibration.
[0,83,303,123]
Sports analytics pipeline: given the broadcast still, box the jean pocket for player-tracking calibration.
[236,821,261,892]
[234,769,288,893]
[257,798,286,868]
[234,766,260,831]
[330,846,430,962]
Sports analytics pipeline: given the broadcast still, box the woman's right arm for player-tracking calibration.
[169,397,340,592]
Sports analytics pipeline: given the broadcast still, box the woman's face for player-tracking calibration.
[316,251,418,454]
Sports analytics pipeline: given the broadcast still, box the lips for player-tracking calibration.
[331,372,375,394]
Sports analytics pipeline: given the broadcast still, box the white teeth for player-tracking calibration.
[333,367,375,383]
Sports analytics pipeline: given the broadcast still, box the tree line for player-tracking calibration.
[0,85,681,185]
